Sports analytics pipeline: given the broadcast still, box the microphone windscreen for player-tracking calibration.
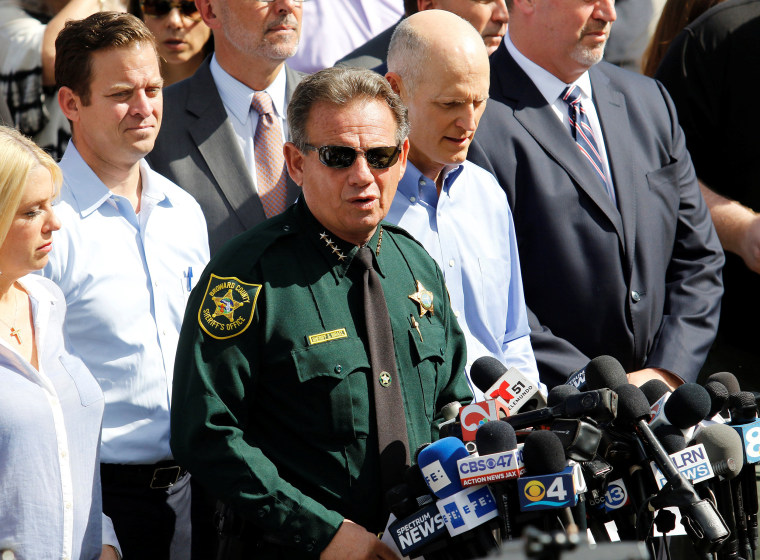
[470,356,507,391]
[729,390,758,422]
[585,355,628,390]
[475,420,517,455]
[692,423,744,480]
[522,430,566,475]
[440,401,462,421]
[663,383,711,429]
[414,443,430,463]
[417,437,469,498]
[404,463,430,498]
[547,384,580,407]
[640,379,670,405]
[704,381,729,419]
[653,423,686,454]
[613,383,651,427]
[707,371,740,396]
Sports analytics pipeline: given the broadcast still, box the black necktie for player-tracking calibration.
[354,246,410,492]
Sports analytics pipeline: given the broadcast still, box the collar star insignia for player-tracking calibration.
[409,280,434,317]
[212,288,245,323]
[319,231,347,262]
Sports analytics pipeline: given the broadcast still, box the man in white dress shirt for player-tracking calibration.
[385,10,542,400]
[44,12,210,559]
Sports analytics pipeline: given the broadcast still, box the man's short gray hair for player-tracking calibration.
[288,66,410,151]
[387,16,430,92]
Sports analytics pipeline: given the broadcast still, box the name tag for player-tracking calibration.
[308,328,348,345]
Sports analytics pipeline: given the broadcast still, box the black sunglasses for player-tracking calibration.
[140,0,201,19]
[303,144,402,169]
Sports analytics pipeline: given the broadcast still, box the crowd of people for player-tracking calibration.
[0,0,756,558]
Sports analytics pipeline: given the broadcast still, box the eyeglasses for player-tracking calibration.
[140,0,201,20]
[303,144,402,169]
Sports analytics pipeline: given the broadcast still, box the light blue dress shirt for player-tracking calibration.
[385,160,541,400]
[0,275,117,559]
[43,142,210,464]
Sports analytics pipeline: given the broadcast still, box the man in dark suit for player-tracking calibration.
[467,0,725,389]
[148,0,304,254]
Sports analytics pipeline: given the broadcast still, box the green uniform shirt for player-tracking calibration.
[171,197,471,558]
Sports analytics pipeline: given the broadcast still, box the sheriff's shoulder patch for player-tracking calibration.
[198,274,261,340]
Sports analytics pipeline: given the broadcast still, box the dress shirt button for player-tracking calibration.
[65,501,72,510]
[409,196,416,203]
[631,290,641,303]
[448,259,455,267]
[334,365,342,373]
[293,535,301,543]
[283,225,291,232]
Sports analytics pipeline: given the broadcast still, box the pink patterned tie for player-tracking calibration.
[252,91,287,218]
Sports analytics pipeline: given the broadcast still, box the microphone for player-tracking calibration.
[517,430,582,535]
[648,383,711,441]
[504,389,618,431]
[693,424,745,560]
[704,381,730,422]
[470,356,546,414]
[640,379,670,406]
[613,384,730,552]
[707,372,741,419]
[417,438,499,557]
[471,421,524,541]
[548,384,580,407]
[584,355,628,391]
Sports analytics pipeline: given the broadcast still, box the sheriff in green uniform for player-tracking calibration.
[171,67,472,560]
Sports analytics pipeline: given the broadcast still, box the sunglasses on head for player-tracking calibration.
[140,0,200,19]
[303,144,402,170]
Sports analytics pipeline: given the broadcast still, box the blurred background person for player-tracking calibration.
[0,125,120,560]
[641,0,726,76]
[129,0,213,86]
[288,0,403,73]
[0,0,126,159]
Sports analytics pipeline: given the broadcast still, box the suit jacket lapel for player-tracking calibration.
[283,64,303,205]
[491,47,625,244]
[187,60,267,229]
[591,66,636,260]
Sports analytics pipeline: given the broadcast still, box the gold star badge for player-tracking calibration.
[212,288,244,322]
[379,371,392,387]
[409,280,434,317]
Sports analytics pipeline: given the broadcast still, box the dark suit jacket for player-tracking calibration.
[148,58,303,254]
[468,44,724,387]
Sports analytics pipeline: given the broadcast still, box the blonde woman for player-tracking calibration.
[0,125,119,560]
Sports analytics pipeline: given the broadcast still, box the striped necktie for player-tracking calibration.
[251,91,288,218]
[561,85,615,203]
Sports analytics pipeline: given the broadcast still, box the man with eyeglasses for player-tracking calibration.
[384,10,541,401]
[148,0,307,254]
[170,66,472,559]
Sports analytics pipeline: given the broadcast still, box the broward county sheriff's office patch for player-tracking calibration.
[199,274,260,340]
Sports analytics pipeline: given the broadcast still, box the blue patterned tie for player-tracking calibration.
[561,85,615,203]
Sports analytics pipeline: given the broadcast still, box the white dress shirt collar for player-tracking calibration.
[209,53,288,126]
[504,32,593,105]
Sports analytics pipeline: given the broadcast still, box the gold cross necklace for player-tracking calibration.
[0,286,22,344]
